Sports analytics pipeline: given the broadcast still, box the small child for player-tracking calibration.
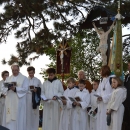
[89,79,100,130]
[71,79,90,130]
[107,77,127,130]
[59,77,79,130]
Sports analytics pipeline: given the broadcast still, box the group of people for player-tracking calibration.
[0,60,129,130]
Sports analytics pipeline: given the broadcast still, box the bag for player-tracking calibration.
[107,114,111,126]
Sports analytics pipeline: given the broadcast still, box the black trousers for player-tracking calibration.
[122,107,130,130]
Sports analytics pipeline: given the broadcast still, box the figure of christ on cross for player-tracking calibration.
[92,21,115,66]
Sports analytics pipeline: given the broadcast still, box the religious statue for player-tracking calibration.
[92,21,115,66]
[56,39,71,74]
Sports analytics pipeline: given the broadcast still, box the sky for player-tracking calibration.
[0,36,51,82]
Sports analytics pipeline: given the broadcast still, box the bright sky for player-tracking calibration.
[0,35,51,82]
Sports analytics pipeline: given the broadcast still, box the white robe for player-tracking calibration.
[59,87,79,130]
[72,88,90,130]
[107,87,127,130]
[2,73,29,130]
[41,79,64,130]
[90,89,98,130]
[96,77,113,130]
[26,77,42,130]
[0,80,5,125]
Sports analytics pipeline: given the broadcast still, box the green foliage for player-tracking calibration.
[40,30,101,81]
[0,0,129,78]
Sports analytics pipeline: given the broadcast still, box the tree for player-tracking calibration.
[1,0,129,65]
[40,30,101,81]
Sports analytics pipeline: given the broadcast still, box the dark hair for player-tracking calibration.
[66,77,76,84]
[93,79,100,84]
[112,77,123,87]
[46,68,56,74]
[1,71,9,78]
[128,59,130,63]
[78,79,86,85]
[27,66,35,72]
[100,65,111,77]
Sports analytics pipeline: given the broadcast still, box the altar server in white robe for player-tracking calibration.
[41,68,64,130]
[107,77,127,130]
[0,71,9,125]
[96,65,113,130]
[71,79,90,130]
[26,66,42,130]
[2,64,29,130]
[59,77,79,130]
[89,79,100,130]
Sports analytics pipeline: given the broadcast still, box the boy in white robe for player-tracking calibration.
[59,77,79,130]
[89,79,100,130]
[107,77,127,130]
[71,79,90,130]
[26,66,42,130]
[2,64,29,130]
[0,71,9,125]
[41,68,64,130]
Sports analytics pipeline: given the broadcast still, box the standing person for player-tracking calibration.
[59,77,79,130]
[26,66,42,130]
[89,79,100,130]
[107,77,126,130]
[123,59,130,130]
[76,70,93,93]
[2,64,29,130]
[72,79,90,130]
[0,71,9,125]
[96,65,113,130]
[41,68,64,130]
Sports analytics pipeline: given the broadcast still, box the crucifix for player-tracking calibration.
[56,38,71,83]
[79,6,116,65]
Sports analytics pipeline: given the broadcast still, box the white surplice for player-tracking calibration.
[107,87,127,130]
[59,87,79,130]
[0,80,5,125]
[41,79,64,130]
[96,76,113,130]
[2,73,29,130]
[71,88,90,130]
[89,89,98,130]
[26,77,42,130]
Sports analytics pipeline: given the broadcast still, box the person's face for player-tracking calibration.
[28,70,35,78]
[128,63,130,72]
[67,82,75,88]
[78,83,86,91]
[48,73,55,80]
[78,72,85,80]
[112,79,118,88]
[93,82,99,91]
[12,66,19,76]
[2,73,9,80]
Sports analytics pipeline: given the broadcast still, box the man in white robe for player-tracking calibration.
[41,68,64,130]
[0,71,9,125]
[26,66,42,130]
[2,64,29,130]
